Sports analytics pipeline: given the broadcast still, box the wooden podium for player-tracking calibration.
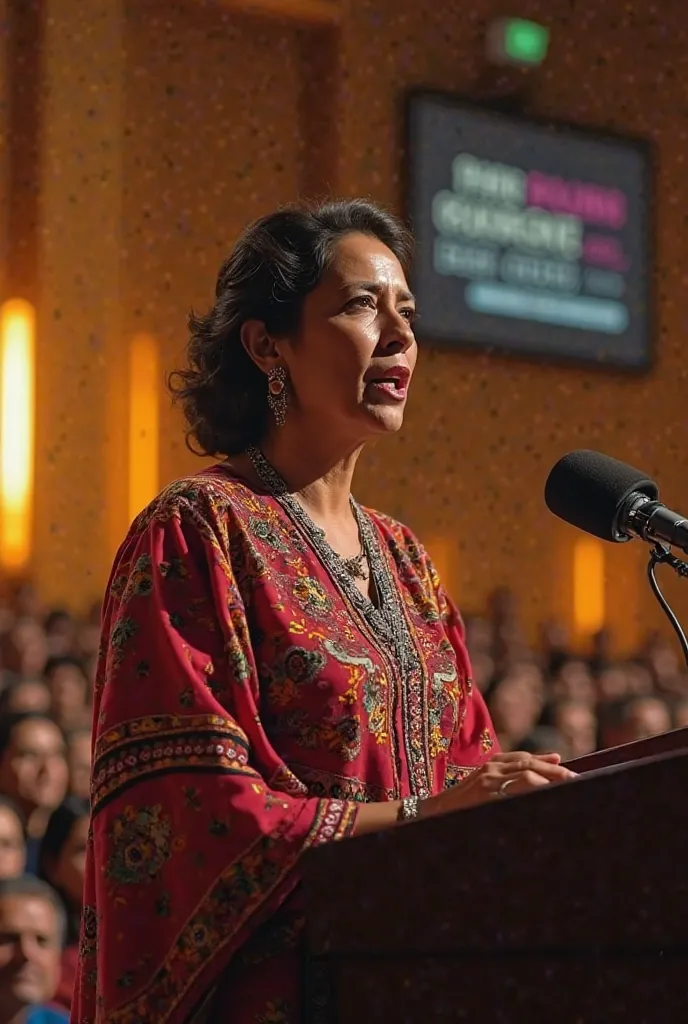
[302,730,688,1023]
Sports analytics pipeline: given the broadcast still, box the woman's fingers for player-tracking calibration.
[490,750,561,764]
[500,761,576,783]
[488,751,575,782]
[506,770,552,793]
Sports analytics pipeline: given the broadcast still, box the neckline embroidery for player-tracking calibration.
[244,446,420,685]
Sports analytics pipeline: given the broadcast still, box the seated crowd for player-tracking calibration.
[0,584,94,1023]
[468,588,688,760]
[0,581,683,1020]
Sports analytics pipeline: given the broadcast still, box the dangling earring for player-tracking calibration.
[267,366,289,427]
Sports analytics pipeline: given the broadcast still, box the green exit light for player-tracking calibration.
[488,18,550,68]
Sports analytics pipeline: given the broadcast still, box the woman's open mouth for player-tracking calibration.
[364,365,410,402]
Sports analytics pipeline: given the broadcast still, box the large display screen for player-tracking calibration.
[407,94,653,368]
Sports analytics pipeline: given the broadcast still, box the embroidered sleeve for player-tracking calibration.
[72,491,357,1024]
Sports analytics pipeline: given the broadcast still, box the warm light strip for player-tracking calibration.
[128,333,159,522]
[573,535,605,635]
[0,299,35,573]
[225,0,341,25]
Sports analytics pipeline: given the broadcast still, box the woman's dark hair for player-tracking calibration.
[38,796,89,944]
[0,711,60,762]
[38,795,90,879]
[43,654,89,686]
[169,198,415,456]
[43,608,72,633]
[0,680,50,717]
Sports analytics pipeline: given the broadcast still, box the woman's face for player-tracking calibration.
[46,664,86,729]
[0,807,25,880]
[0,720,68,817]
[281,232,418,444]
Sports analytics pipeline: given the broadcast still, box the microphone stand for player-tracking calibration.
[647,543,688,668]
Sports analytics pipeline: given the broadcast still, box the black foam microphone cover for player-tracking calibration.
[544,450,659,542]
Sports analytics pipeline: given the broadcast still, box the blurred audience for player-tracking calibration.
[0,717,68,875]
[465,589,688,759]
[0,876,68,1022]
[0,801,26,882]
[37,799,88,1013]
[0,578,683,1016]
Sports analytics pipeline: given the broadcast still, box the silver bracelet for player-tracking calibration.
[397,795,420,822]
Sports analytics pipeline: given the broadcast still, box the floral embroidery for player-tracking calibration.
[105,802,355,1023]
[257,999,292,1024]
[262,646,327,707]
[445,764,481,787]
[428,667,460,758]
[105,805,172,885]
[288,763,393,802]
[159,556,188,580]
[481,728,495,753]
[74,468,497,1024]
[326,641,389,744]
[109,615,139,665]
[273,709,362,762]
[248,516,290,554]
[283,646,325,684]
[79,905,98,960]
[291,576,332,617]
[122,554,154,601]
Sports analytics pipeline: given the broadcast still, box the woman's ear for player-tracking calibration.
[240,320,282,374]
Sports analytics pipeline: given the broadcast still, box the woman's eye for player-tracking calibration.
[347,295,375,310]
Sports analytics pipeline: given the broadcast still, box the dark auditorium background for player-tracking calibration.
[1,0,688,1013]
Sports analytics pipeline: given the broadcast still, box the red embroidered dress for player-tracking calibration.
[71,466,497,1024]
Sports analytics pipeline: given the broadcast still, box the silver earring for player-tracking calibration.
[267,366,289,427]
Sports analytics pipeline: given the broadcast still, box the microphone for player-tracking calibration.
[544,450,688,555]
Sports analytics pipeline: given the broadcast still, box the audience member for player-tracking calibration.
[37,798,88,1013]
[41,618,73,663]
[543,699,597,759]
[0,876,68,1022]
[598,695,672,749]
[41,661,89,735]
[0,803,26,882]
[0,718,68,874]
[0,576,683,1015]
[0,690,49,721]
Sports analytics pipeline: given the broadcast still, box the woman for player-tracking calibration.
[39,796,90,1013]
[0,796,26,880]
[72,199,573,1024]
[0,713,69,874]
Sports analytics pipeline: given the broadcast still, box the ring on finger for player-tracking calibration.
[497,778,515,798]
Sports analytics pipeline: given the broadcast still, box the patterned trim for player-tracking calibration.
[445,764,481,788]
[288,762,394,803]
[108,799,356,1023]
[243,448,431,800]
[92,715,260,815]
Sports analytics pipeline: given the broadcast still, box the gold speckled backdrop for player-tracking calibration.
[6,0,688,650]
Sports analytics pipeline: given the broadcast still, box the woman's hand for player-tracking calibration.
[422,751,577,818]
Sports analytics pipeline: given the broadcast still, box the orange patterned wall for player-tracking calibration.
[8,0,688,650]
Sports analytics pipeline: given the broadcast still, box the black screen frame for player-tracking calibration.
[403,89,657,375]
